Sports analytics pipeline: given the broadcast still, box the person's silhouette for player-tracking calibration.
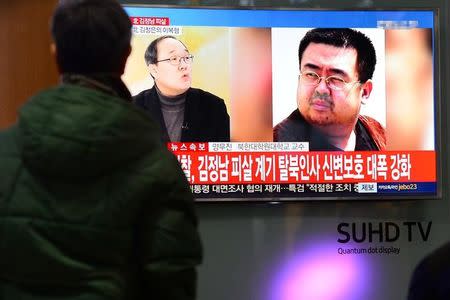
[408,241,450,300]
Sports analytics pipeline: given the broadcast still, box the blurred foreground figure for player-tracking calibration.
[385,29,434,150]
[407,241,450,300]
[0,0,202,299]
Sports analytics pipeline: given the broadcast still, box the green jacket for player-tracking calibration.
[0,84,202,300]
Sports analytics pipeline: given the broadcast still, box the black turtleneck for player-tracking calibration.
[155,85,186,142]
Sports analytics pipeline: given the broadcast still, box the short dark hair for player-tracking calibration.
[298,28,376,83]
[51,0,131,74]
[144,35,187,66]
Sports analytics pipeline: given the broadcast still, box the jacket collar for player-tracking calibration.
[61,73,132,102]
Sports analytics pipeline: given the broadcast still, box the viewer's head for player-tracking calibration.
[296,28,376,135]
[145,35,193,97]
[50,0,132,74]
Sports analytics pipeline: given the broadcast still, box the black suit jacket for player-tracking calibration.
[133,87,230,143]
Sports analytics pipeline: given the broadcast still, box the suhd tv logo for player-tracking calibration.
[337,221,432,243]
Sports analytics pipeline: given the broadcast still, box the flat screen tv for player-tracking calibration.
[122,5,440,201]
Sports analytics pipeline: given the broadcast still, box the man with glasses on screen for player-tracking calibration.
[273,28,386,151]
[134,35,230,142]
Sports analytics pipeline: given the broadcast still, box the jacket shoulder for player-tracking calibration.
[133,89,152,103]
[188,88,225,105]
[0,126,19,156]
[0,126,22,202]
[358,115,386,150]
[133,88,156,106]
[273,110,305,142]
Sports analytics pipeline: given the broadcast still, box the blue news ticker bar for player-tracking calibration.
[124,7,434,28]
[377,182,437,194]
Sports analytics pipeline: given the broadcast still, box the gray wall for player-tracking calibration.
[121,1,450,299]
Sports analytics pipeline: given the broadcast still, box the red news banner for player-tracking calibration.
[168,142,436,185]
[130,17,169,26]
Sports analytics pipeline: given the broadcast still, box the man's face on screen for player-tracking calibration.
[297,42,369,134]
[150,38,192,97]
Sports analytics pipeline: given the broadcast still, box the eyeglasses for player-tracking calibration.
[156,54,194,66]
[299,71,359,91]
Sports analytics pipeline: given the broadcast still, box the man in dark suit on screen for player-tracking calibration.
[134,35,230,143]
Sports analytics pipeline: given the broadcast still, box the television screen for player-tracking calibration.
[122,5,439,201]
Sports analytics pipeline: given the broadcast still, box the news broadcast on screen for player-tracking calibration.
[123,6,438,201]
